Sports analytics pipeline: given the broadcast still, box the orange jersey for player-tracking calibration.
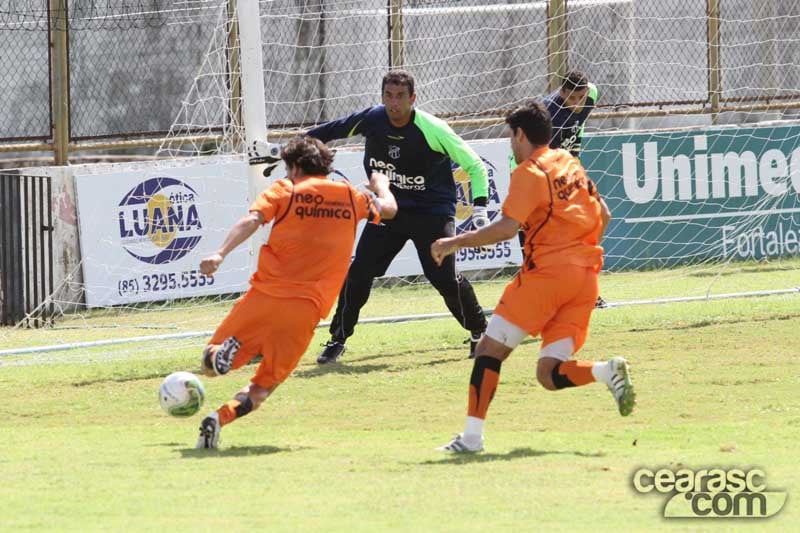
[248,176,380,318]
[504,147,604,271]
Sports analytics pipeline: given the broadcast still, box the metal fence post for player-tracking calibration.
[49,0,70,165]
[227,0,243,152]
[547,0,567,92]
[707,0,721,125]
[389,0,404,69]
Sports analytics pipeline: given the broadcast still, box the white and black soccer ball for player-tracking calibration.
[159,371,206,417]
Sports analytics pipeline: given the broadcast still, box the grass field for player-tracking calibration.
[1,263,799,531]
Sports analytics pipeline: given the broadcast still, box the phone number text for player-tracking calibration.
[456,241,513,262]
[118,269,215,296]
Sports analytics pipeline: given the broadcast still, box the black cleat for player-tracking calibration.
[595,296,608,309]
[212,336,240,375]
[195,413,220,449]
[316,340,346,365]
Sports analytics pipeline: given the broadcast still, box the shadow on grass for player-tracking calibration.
[293,363,391,378]
[341,344,459,364]
[178,444,299,458]
[300,337,541,377]
[417,447,605,465]
[294,352,473,378]
[72,371,170,387]
[294,336,545,378]
[688,264,796,278]
[627,312,800,334]
[419,357,466,367]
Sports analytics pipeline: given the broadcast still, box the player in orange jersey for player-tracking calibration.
[431,102,635,453]
[194,135,397,449]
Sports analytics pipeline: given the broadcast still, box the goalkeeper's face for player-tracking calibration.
[560,86,589,113]
[382,83,416,127]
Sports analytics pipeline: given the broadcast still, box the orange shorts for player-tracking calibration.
[493,264,599,352]
[209,288,319,388]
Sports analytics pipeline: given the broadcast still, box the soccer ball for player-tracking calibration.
[159,371,206,417]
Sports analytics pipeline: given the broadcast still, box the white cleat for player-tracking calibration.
[196,412,221,449]
[607,357,636,416]
[437,433,484,453]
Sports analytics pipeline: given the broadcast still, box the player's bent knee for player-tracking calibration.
[475,335,513,361]
[427,275,458,294]
[484,314,527,353]
[536,358,560,391]
[539,338,574,361]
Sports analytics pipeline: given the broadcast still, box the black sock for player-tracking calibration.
[550,362,577,389]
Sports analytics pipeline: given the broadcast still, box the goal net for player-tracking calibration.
[2,0,800,362]
[162,0,800,309]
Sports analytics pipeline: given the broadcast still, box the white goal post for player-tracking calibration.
[235,0,270,267]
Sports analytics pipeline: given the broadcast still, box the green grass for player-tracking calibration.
[1,265,799,531]
[2,257,799,352]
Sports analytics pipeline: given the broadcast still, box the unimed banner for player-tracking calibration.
[583,123,800,270]
[76,161,250,307]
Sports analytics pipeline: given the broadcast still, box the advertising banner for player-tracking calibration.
[76,123,800,307]
[76,161,250,307]
[583,124,800,270]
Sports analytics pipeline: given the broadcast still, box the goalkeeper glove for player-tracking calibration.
[471,205,490,230]
[247,140,282,176]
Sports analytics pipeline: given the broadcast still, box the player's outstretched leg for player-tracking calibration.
[196,412,221,449]
[599,357,636,416]
[438,352,505,453]
[437,356,499,453]
[438,321,518,452]
[438,433,484,453]
[195,384,272,449]
[538,339,636,416]
[417,229,486,360]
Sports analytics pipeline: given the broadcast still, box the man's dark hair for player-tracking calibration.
[505,101,553,147]
[561,70,589,92]
[281,136,334,176]
[381,69,415,96]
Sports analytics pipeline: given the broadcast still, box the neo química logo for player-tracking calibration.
[118,177,203,265]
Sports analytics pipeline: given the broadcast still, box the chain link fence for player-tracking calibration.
[0,2,51,141]
[68,1,219,140]
[1,0,800,159]
[720,1,800,103]
[261,0,389,128]
[404,1,548,119]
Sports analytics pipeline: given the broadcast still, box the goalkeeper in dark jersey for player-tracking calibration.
[544,70,598,157]
[308,70,489,364]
